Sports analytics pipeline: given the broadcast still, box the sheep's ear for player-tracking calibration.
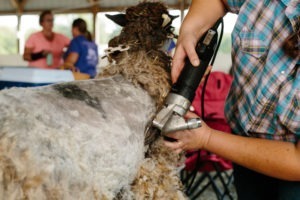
[105,14,128,27]
[162,13,179,28]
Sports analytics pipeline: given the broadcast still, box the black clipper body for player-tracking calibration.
[152,20,221,134]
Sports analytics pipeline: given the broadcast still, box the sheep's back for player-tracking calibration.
[0,75,155,200]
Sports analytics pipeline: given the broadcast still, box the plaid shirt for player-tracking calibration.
[224,0,300,142]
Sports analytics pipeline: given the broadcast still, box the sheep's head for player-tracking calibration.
[99,1,177,109]
[106,1,178,52]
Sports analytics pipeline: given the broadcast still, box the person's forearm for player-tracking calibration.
[64,52,79,68]
[205,130,300,181]
[23,48,46,61]
[181,0,227,38]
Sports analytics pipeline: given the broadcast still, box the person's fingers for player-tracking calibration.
[171,46,186,83]
[175,148,183,154]
[184,41,200,67]
[185,111,200,119]
[42,50,48,56]
[189,105,195,112]
[171,35,200,83]
[164,140,183,150]
[164,130,186,140]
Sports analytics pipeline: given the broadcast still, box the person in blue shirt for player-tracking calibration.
[64,18,98,78]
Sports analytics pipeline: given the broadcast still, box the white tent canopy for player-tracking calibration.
[0,0,191,57]
[0,0,190,14]
[0,0,234,73]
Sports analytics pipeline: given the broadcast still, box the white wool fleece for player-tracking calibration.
[0,75,155,200]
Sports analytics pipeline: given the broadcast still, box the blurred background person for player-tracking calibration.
[23,10,70,69]
[63,18,98,78]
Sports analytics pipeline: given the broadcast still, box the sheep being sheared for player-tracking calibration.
[0,1,186,200]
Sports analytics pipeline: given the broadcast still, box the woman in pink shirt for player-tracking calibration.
[23,10,70,69]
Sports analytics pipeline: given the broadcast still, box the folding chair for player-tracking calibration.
[180,71,236,200]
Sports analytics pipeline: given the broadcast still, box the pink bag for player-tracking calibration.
[185,71,233,172]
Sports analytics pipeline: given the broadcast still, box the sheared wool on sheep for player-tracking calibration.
[0,1,187,199]
[0,76,155,199]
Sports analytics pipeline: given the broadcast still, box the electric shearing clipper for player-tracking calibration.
[152,19,222,134]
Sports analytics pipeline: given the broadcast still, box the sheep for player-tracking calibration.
[0,1,186,200]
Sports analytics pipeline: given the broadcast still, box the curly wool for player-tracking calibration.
[98,1,187,199]
[99,50,171,109]
[109,1,174,51]
[131,139,186,200]
[0,1,187,200]
[100,54,186,199]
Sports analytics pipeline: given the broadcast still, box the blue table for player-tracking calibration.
[0,67,74,90]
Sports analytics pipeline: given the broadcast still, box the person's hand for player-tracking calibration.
[42,50,51,57]
[164,111,213,154]
[61,62,76,71]
[171,32,200,83]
